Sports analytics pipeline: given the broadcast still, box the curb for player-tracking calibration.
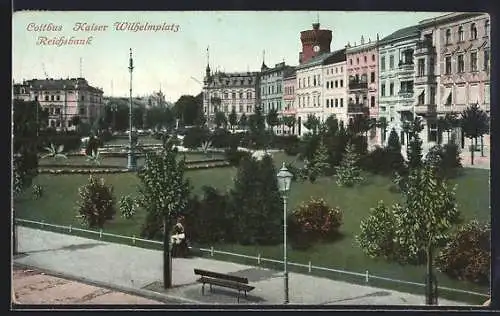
[13,262,202,305]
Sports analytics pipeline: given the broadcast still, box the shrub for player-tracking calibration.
[273,135,300,150]
[32,184,43,199]
[225,148,251,167]
[183,127,209,149]
[425,144,462,179]
[288,198,343,249]
[211,129,233,148]
[119,195,137,219]
[76,176,116,228]
[360,147,406,176]
[436,220,490,285]
[39,134,82,152]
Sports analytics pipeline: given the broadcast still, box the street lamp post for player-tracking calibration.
[127,48,136,170]
[111,104,118,131]
[276,162,293,305]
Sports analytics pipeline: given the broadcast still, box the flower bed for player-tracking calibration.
[39,163,126,169]
[185,162,231,170]
[38,168,131,174]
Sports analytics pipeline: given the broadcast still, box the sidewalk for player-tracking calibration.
[14,226,470,306]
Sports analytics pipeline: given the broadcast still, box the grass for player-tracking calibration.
[106,135,161,145]
[14,152,490,304]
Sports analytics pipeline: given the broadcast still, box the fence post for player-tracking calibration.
[69,225,72,233]
[308,261,312,273]
[257,253,261,265]
[210,246,214,256]
[132,235,136,245]
[365,270,369,283]
[99,229,103,239]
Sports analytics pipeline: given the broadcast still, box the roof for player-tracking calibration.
[323,48,347,65]
[206,71,259,87]
[379,25,420,45]
[296,51,334,70]
[24,78,103,93]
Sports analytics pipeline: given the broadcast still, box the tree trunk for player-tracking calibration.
[470,140,475,165]
[163,216,172,289]
[13,218,18,255]
[425,243,437,305]
[481,135,484,157]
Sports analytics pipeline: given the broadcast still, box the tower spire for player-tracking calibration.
[205,46,211,77]
[261,50,268,71]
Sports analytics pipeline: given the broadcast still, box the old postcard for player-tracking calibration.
[12,11,491,308]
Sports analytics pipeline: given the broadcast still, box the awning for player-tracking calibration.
[441,88,452,105]
[413,88,425,106]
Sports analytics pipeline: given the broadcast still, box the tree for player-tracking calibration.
[238,113,248,130]
[266,108,280,133]
[228,107,238,131]
[444,113,459,144]
[137,138,191,288]
[229,155,282,245]
[406,118,424,170]
[214,111,227,129]
[460,104,489,165]
[387,128,401,153]
[247,106,268,149]
[303,114,321,135]
[335,142,364,187]
[377,117,388,145]
[76,176,116,228]
[307,138,330,182]
[282,116,296,135]
[173,95,201,126]
[357,164,461,305]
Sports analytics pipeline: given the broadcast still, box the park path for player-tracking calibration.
[14,226,472,306]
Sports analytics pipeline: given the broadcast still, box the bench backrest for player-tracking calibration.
[194,268,249,284]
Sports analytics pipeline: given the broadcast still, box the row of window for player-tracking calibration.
[298,74,321,89]
[325,98,344,108]
[297,94,322,108]
[349,54,376,66]
[380,81,416,97]
[205,105,253,113]
[284,86,295,95]
[261,83,282,96]
[207,92,254,100]
[326,80,344,89]
[349,73,376,84]
[261,71,283,80]
[350,95,376,107]
[325,66,344,75]
[444,20,489,45]
[444,50,489,74]
[263,100,282,112]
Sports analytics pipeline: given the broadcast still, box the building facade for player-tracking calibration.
[346,37,379,148]
[203,64,259,124]
[259,61,294,115]
[282,70,297,135]
[416,12,490,151]
[378,26,420,150]
[13,77,104,130]
[322,49,348,126]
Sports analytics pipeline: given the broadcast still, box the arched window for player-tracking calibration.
[471,23,478,39]
[445,29,451,44]
[458,26,464,42]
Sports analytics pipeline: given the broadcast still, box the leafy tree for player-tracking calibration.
[266,108,280,132]
[282,116,296,135]
[137,138,191,288]
[444,113,460,144]
[303,114,321,135]
[407,129,423,170]
[436,220,490,285]
[460,104,489,165]
[41,143,68,160]
[307,138,330,182]
[173,95,201,126]
[76,176,116,228]
[425,144,462,179]
[214,111,227,129]
[229,155,282,245]
[387,128,401,153]
[228,107,238,131]
[335,142,364,187]
[358,164,461,305]
[247,106,268,149]
[238,113,248,130]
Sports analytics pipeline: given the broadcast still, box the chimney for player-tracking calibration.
[361,35,365,45]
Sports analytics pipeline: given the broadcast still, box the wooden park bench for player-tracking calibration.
[194,268,255,303]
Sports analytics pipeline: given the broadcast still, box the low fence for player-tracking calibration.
[14,218,489,301]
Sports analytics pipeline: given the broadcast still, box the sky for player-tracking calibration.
[13,11,449,102]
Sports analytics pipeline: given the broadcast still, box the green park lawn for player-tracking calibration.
[15,152,490,304]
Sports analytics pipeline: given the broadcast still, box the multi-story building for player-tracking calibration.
[378,25,420,149]
[322,49,348,126]
[416,12,490,151]
[202,63,259,124]
[259,61,294,115]
[299,22,332,65]
[13,77,104,130]
[346,36,380,148]
[147,89,167,108]
[282,70,297,135]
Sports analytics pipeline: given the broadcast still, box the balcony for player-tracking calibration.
[398,90,414,99]
[414,104,437,114]
[398,60,414,71]
[414,74,436,85]
[347,103,369,114]
[415,40,436,56]
[348,81,368,91]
